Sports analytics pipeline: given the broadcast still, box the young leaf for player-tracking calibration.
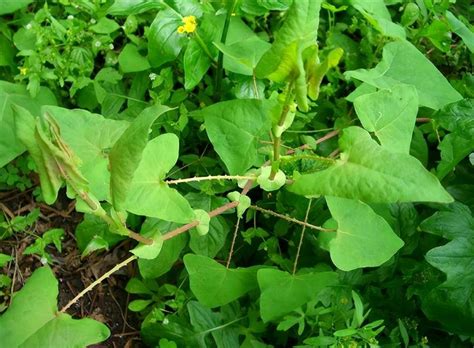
[125,134,195,223]
[345,41,462,110]
[255,0,323,111]
[257,167,286,192]
[289,126,453,203]
[109,104,171,212]
[354,84,418,154]
[258,269,338,322]
[194,209,210,236]
[0,267,109,347]
[323,196,404,271]
[227,191,251,218]
[199,99,271,174]
[43,105,129,201]
[0,253,13,267]
[184,254,261,308]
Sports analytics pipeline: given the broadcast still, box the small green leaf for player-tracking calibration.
[193,209,210,236]
[81,236,109,257]
[118,43,151,73]
[258,269,338,322]
[227,191,251,218]
[0,253,13,267]
[184,39,212,90]
[184,254,261,308]
[90,17,120,34]
[131,230,163,260]
[128,299,153,312]
[257,167,286,192]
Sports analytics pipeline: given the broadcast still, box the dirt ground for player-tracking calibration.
[0,188,143,347]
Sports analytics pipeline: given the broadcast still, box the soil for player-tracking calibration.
[0,188,144,347]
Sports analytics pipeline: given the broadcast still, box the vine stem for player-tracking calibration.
[60,255,137,313]
[226,216,241,268]
[165,175,255,185]
[215,0,239,99]
[250,205,334,232]
[292,199,312,275]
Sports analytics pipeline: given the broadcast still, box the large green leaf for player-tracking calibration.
[255,0,322,111]
[420,203,474,336]
[289,127,453,203]
[350,0,406,39]
[109,104,171,211]
[258,269,338,322]
[345,41,462,110]
[125,134,195,223]
[107,0,162,15]
[353,84,418,154]
[184,254,261,308]
[44,105,129,201]
[0,267,109,347]
[0,0,33,15]
[0,82,56,168]
[199,99,271,174]
[446,11,474,53]
[184,38,212,90]
[432,99,474,179]
[323,197,404,271]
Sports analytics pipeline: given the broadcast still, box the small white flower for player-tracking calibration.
[25,23,32,30]
[109,43,114,50]
[94,41,101,47]
[90,18,97,24]
[149,73,157,81]
[40,257,48,265]
[163,318,169,325]
[67,15,74,20]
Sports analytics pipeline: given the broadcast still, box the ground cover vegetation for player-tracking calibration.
[0,0,473,347]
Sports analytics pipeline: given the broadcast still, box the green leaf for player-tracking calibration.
[109,104,171,211]
[0,82,56,168]
[446,11,474,53]
[0,0,32,15]
[227,191,251,218]
[107,0,162,15]
[350,0,406,39]
[0,253,13,267]
[345,41,462,110]
[258,269,338,322]
[75,213,125,254]
[119,43,151,73]
[129,299,153,312]
[257,167,286,192]
[214,36,271,76]
[184,254,260,308]
[89,17,120,34]
[193,209,210,236]
[44,105,129,201]
[323,196,404,271]
[432,99,474,178]
[255,0,323,111]
[289,126,453,203]
[186,193,230,257]
[125,134,195,223]
[354,84,418,154]
[131,230,163,259]
[0,267,109,347]
[200,99,271,174]
[184,38,212,90]
[138,219,188,279]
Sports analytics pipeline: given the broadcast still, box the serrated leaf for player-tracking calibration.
[345,41,462,110]
[323,197,404,271]
[184,254,260,308]
[109,104,171,211]
[289,126,453,203]
[125,134,195,223]
[354,84,418,154]
[258,269,338,322]
[0,267,109,347]
[200,99,271,174]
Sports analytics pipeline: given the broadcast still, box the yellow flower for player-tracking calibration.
[19,67,28,75]
[177,15,197,34]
